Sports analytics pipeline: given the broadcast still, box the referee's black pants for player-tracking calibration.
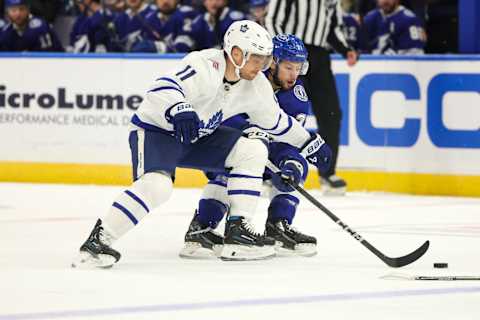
[303,45,342,178]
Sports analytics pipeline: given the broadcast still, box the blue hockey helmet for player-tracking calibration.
[272,34,309,75]
[5,0,28,8]
[250,0,269,7]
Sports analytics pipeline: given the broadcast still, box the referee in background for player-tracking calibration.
[266,0,358,195]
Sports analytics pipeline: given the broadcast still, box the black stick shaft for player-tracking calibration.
[266,160,429,268]
[293,184,388,261]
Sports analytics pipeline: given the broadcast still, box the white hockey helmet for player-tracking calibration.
[223,20,273,72]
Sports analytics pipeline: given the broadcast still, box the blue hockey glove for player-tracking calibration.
[170,103,200,144]
[300,133,332,175]
[272,159,304,193]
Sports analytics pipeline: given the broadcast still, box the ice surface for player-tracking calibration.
[1,183,479,320]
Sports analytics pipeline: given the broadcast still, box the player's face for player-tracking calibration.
[203,0,226,15]
[104,0,126,12]
[7,5,30,27]
[377,0,399,14]
[76,0,95,13]
[275,60,303,90]
[240,53,272,80]
[250,5,268,23]
[156,0,178,13]
[75,0,85,13]
[126,0,143,10]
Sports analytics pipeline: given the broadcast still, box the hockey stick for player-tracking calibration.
[266,161,430,268]
[381,273,480,281]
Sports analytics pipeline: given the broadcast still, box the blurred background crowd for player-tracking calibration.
[0,0,458,54]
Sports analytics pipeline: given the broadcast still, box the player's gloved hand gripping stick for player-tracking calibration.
[266,160,430,268]
[272,160,304,193]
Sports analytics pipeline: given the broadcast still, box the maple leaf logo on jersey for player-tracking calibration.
[240,24,249,33]
[199,111,224,137]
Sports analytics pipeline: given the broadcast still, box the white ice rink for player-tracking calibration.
[1,183,479,320]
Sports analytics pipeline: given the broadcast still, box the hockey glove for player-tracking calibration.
[300,133,332,175]
[269,143,308,193]
[271,159,305,192]
[170,103,200,144]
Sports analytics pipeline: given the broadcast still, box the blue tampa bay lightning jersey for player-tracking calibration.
[132,5,199,53]
[342,13,367,52]
[274,79,311,127]
[363,5,426,54]
[0,15,63,52]
[113,3,156,52]
[70,10,116,53]
[174,6,245,52]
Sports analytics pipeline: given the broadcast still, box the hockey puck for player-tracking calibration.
[434,263,448,268]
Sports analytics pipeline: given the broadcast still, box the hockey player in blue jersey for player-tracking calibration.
[342,12,367,52]
[179,34,323,259]
[73,21,332,267]
[363,0,426,54]
[174,0,245,52]
[130,0,199,53]
[69,0,117,53]
[0,0,63,52]
[112,0,156,52]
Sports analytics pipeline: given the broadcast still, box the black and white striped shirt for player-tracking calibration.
[265,0,351,55]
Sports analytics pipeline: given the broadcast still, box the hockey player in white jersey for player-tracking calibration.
[72,20,332,267]
[180,34,321,259]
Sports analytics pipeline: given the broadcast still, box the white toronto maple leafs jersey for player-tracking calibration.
[131,48,310,148]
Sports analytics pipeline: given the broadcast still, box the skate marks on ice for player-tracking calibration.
[303,190,480,212]
[1,184,480,319]
[2,286,480,320]
[0,216,91,223]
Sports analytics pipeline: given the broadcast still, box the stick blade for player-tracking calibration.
[383,240,430,268]
[381,273,480,281]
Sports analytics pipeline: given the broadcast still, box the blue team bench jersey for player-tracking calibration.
[174,6,245,52]
[342,13,367,52]
[133,5,199,53]
[0,15,63,52]
[70,10,116,53]
[363,5,426,54]
[113,3,157,52]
